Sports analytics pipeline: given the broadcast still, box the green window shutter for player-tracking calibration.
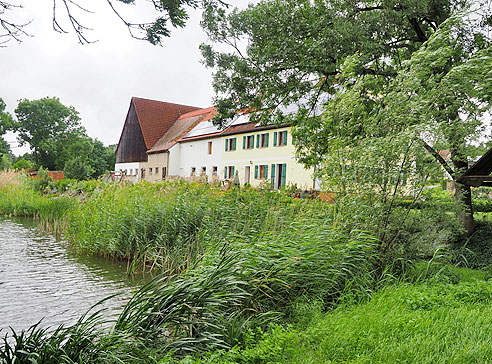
[232,166,235,176]
[224,167,227,179]
[256,135,260,148]
[271,164,275,188]
[274,132,278,146]
[281,163,286,187]
[233,138,236,150]
[283,131,287,145]
[255,165,258,179]
[243,136,246,149]
[265,133,269,147]
[225,139,229,152]
[264,165,268,179]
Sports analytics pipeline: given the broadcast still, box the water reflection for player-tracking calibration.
[0,218,140,333]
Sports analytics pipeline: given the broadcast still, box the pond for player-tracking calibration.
[0,218,140,334]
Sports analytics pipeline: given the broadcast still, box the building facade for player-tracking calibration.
[115,97,316,189]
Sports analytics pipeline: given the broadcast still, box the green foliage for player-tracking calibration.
[0,171,78,236]
[2,175,492,362]
[0,154,11,171]
[13,98,116,177]
[111,225,376,357]
[89,139,116,178]
[451,220,492,268]
[64,156,92,180]
[0,303,116,364]
[0,98,13,134]
[202,2,490,238]
[67,181,336,273]
[12,158,32,170]
[29,167,53,193]
[200,0,455,125]
[14,97,85,171]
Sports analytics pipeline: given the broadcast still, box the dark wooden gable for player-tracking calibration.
[115,101,148,163]
[457,148,492,187]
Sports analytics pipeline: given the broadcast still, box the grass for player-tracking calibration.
[167,276,492,364]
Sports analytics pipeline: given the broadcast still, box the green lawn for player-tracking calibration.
[175,270,492,364]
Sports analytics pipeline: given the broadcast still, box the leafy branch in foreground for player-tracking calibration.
[1,0,229,45]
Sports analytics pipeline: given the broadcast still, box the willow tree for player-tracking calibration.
[382,14,492,236]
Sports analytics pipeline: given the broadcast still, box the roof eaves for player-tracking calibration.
[220,123,291,137]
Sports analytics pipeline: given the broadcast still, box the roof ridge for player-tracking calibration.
[132,96,203,109]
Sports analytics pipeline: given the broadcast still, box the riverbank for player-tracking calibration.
[1,171,492,363]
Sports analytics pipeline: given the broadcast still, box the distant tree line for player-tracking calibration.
[0,96,115,180]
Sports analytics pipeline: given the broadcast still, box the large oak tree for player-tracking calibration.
[200,0,492,240]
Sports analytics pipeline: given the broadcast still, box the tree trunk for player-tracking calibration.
[454,182,474,237]
[451,152,475,237]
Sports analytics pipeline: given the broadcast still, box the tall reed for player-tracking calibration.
[67,181,328,274]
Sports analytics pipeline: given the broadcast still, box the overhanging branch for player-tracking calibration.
[419,138,456,178]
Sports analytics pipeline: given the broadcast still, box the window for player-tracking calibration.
[243,135,254,149]
[255,164,268,179]
[149,168,153,175]
[162,167,167,179]
[141,168,146,178]
[224,166,235,179]
[259,133,269,148]
[191,167,196,176]
[212,166,218,176]
[155,167,159,175]
[208,141,213,155]
[225,138,236,151]
[201,167,207,175]
[274,130,288,147]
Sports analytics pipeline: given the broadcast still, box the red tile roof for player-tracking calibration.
[221,123,257,135]
[178,106,216,120]
[132,97,201,149]
[148,108,217,153]
[179,131,224,143]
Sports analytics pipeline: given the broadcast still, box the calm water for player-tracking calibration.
[0,218,141,333]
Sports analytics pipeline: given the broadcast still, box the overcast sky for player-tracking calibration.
[0,0,251,155]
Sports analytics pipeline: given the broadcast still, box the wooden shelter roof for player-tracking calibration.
[457,147,492,187]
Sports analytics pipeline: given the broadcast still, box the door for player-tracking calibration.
[274,164,287,189]
[244,166,250,184]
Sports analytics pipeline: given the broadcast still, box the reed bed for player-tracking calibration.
[66,181,331,274]
[110,227,378,358]
[0,174,78,236]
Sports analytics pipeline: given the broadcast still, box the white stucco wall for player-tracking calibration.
[170,137,223,182]
[114,162,140,177]
[168,143,182,177]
